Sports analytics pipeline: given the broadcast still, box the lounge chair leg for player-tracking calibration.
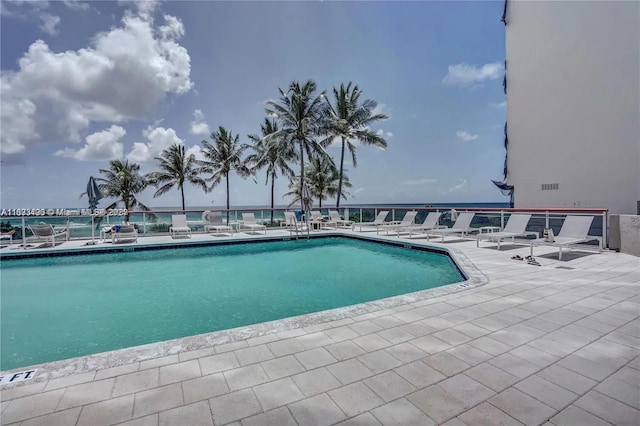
[559,247,563,260]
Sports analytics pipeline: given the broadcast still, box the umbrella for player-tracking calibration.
[86,176,104,244]
[301,183,313,223]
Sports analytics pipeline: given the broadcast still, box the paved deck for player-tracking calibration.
[1,230,639,425]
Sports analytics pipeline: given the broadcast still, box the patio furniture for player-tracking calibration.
[27,224,69,247]
[328,210,354,228]
[112,224,138,244]
[530,215,600,260]
[397,212,443,238]
[202,210,233,236]
[170,214,192,238]
[352,211,390,233]
[241,213,267,235]
[426,212,475,242]
[476,214,538,249]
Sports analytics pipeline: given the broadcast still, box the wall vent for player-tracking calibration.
[541,183,559,191]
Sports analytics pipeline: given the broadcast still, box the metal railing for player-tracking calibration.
[0,206,609,249]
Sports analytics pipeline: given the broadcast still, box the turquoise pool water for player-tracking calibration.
[0,237,464,370]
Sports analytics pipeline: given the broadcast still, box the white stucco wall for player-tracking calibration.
[505,1,640,215]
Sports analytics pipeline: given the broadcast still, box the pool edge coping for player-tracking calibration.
[0,232,488,386]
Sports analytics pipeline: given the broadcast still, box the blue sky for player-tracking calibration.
[0,0,507,209]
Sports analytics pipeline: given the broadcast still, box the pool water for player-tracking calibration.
[0,237,464,370]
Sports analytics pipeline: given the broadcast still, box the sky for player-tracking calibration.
[0,0,508,210]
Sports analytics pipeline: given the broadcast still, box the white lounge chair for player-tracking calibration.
[477,214,538,249]
[530,215,600,260]
[426,212,475,242]
[28,223,68,247]
[382,211,418,235]
[202,210,233,236]
[281,212,297,230]
[241,213,267,235]
[112,224,138,243]
[328,210,354,228]
[396,212,443,238]
[352,211,390,233]
[309,211,336,230]
[170,214,192,238]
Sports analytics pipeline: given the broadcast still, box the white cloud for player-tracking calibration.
[63,1,90,11]
[190,109,210,135]
[118,0,160,20]
[38,12,60,35]
[371,103,391,119]
[186,144,205,161]
[401,178,438,186]
[448,179,468,193]
[443,62,504,88]
[127,126,183,163]
[354,188,365,194]
[456,131,479,141]
[376,129,394,139]
[55,125,126,161]
[0,10,193,155]
[489,101,507,109]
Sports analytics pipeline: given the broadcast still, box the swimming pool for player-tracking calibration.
[1,237,464,370]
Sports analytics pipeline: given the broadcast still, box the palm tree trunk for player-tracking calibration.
[270,172,275,225]
[336,137,346,209]
[180,185,185,212]
[226,173,230,224]
[300,140,305,211]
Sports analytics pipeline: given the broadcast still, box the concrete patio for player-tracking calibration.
[1,229,639,425]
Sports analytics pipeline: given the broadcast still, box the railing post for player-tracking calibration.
[545,211,550,229]
[22,216,26,250]
[392,209,395,222]
[602,210,607,249]
[143,212,146,235]
[500,210,505,229]
[359,209,362,223]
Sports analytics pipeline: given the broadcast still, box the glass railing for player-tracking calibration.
[0,206,609,248]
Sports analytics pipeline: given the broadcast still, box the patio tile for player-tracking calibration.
[159,360,201,385]
[261,355,305,380]
[370,398,436,426]
[432,329,472,346]
[296,332,334,350]
[452,322,493,339]
[527,337,577,358]
[514,375,578,410]
[508,345,561,368]
[182,373,229,404]
[490,324,546,347]
[253,377,304,411]
[395,360,446,388]
[292,367,342,397]
[139,355,179,371]
[328,382,384,417]
[209,389,262,425]
[110,414,157,426]
[357,350,403,374]
[324,326,359,342]
[215,340,249,353]
[43,371,96,391]
[595,376,640,409]
[266,338,305,357]
[198,352,240,375]
[294,347,338,370]
[371,315,404,329]
[277,328,307,339]
[113,369,160,397]
[398,321,436,337]
[384,342,427,363]
[458,402,524,426]
[377,327,416,344]
[556,354,618,381]
[224,364,270,391]
[132,383,184,418]
[575,390,640,426]
[422,352,470,377]
[489,388,555,426]
[325,340,367,361]
[406,385,467,424]
[18,407,81,426]
[158,401,213,426]
[326,359,374,385]
[336,412,383,426]
[364,371,416,402]
[438,374,496,408]
[241,406,297,426]
[234,344,275,366]
[0,381,47,402]
[488,353,540,379]
[94,363,140,381]
[246,334,280,347]
[178,347,215,362]
[610,365,640,387]
[77,394,134,426]
[410,335,452,354]
[57,378,116,410]
[447,344,493,366]
[288,393,347,426]
[353,334,393,352]
[550,405,612,426]
[349,320,383,335]
[465,362,520,392]
[468,336,513,356]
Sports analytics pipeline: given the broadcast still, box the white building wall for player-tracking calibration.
[505,1,640,215]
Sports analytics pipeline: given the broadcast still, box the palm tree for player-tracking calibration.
[265,80,328,210]
[246,118,298,224]
[145,143,207,212]
[305,155,352,208]
[283,157,352,209]
[96,159,152,222]
[198,126,252,214]
[323,82,388,208]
